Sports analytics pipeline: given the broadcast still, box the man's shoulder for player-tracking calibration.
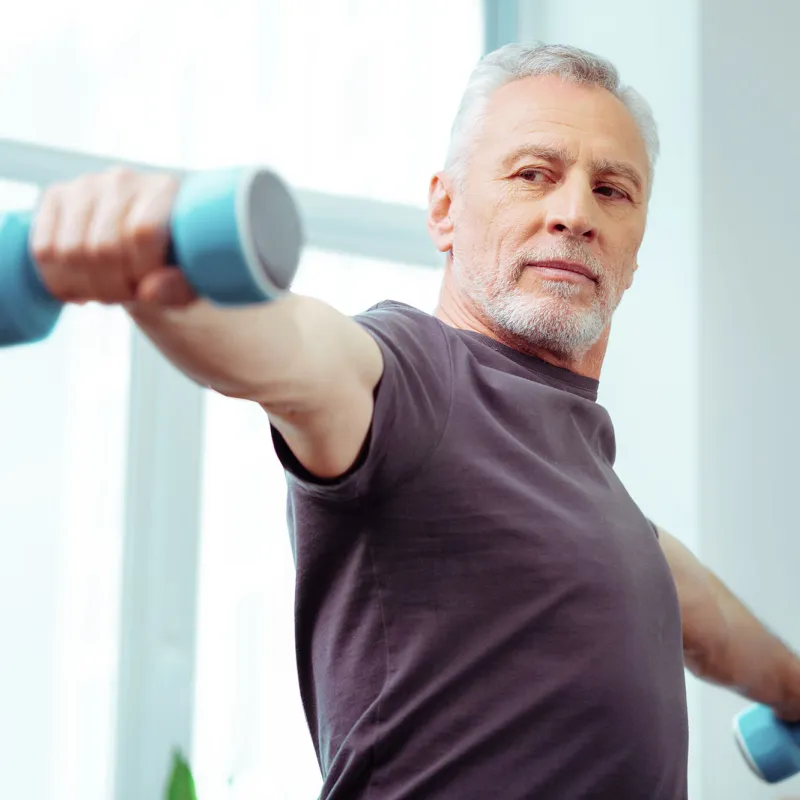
[355,299,439,325]
[350,300,455,394]
[354,300,448,348]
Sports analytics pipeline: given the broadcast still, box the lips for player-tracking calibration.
[526,260,598,282]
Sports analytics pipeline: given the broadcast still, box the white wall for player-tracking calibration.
[521,0,800,797]
[517,1,703,795]
[699,1,800,797]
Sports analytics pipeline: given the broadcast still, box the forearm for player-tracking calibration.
[27,165,381,455]
[658,528,800,717]
[126,292,374,410]
[691,567,799,712]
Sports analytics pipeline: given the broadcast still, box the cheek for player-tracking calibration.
[454,209,508,269]
[458,187,518,241]
[609,228,644,281]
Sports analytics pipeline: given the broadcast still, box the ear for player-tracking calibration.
[625,260,639,290]
[427,172,455,253]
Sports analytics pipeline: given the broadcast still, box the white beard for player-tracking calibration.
[458,243,625,360]
[485,281,613,359]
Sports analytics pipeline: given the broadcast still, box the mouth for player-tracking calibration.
[525,260,598,283]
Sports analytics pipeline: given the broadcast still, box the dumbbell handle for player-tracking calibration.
[0,166,304,347]
[734,703,800,783]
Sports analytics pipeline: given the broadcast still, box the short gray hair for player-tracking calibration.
[444,42,659,193]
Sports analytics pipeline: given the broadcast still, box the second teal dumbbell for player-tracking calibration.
[734,703,800,783]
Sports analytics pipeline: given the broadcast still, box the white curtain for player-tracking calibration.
[0,1,482,797]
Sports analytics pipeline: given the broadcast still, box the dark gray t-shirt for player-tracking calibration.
[272,301,688,799]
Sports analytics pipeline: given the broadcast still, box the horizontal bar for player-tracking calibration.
[0,138,440,267]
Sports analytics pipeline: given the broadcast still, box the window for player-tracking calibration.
[0,181,131,800]
[193,251,443,797]
[188,5,481,795]
[0,0,481,207]
[0,2,483,796]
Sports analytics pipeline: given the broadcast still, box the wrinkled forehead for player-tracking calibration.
[477,74,650,179]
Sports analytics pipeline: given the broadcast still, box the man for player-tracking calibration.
[29,42,800,799]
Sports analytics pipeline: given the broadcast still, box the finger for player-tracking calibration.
[30,186,75,300]
[84,181,139,304]
[40,182,94,302]
[136,268,198,308]
[30,186,61,267]
[123,175,179,285]
[54,180,98,302]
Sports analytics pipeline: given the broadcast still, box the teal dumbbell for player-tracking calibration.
[0,166,304,347]
[734,703,800,783]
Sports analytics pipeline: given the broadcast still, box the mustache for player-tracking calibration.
[510,242,605,281]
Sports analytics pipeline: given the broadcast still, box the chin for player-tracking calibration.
[485,291,607,357]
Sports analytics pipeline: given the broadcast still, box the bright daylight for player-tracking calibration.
[0,2,797,799]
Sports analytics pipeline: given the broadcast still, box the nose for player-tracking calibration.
[545,178,597,243]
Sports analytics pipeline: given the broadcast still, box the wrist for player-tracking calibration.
[771,652,800,721]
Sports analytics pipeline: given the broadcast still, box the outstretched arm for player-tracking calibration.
[30,167,384,482]
[657,525,800,720]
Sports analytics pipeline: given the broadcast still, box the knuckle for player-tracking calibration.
[105,165,135,186]
[156,173,180,193]
[41,181,65,205]
[70,174,95,195]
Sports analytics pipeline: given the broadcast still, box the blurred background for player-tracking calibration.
[0,0,797,798]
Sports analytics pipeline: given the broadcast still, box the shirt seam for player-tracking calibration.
[292,313,456,506]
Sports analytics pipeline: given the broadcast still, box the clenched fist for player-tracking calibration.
[31,167,198,308]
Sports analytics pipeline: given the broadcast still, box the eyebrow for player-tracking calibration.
[501,144,645,194]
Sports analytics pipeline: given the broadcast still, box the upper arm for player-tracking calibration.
[264,299,385,481]
[657,527,709,610]
[657,528,705,592]
[657,526,728,670]
[268,302,453,499]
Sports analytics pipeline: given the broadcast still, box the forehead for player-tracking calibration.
[478,74,649,173]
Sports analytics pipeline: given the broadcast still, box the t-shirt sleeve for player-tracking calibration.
[270,301,453,502]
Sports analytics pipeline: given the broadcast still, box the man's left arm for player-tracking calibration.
[656,524,800,721]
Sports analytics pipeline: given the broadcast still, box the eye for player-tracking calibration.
[594,184,629,201]
[517,168,551,183]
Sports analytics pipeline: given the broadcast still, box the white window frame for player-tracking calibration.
[0,3,519,795]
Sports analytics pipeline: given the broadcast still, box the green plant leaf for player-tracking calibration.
[166,750,197,800]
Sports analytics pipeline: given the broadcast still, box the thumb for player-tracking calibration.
[136,268,198,308]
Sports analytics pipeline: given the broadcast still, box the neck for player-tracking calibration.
[433,271,609,381]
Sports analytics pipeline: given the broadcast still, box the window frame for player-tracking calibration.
[0,136,434,800]
[0,2,519,793]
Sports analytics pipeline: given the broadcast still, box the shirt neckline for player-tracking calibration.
[456,329,600,401]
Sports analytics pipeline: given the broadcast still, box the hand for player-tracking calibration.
[31,167,198,308]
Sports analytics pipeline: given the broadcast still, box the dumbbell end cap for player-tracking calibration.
[733,704,800,784]
[0,211,63,346]
[0,309,61,346]
[236,166,303,300]
[733,710,766,780]
[171,166,303,306]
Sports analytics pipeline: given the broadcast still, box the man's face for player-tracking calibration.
[433,74,650,360]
